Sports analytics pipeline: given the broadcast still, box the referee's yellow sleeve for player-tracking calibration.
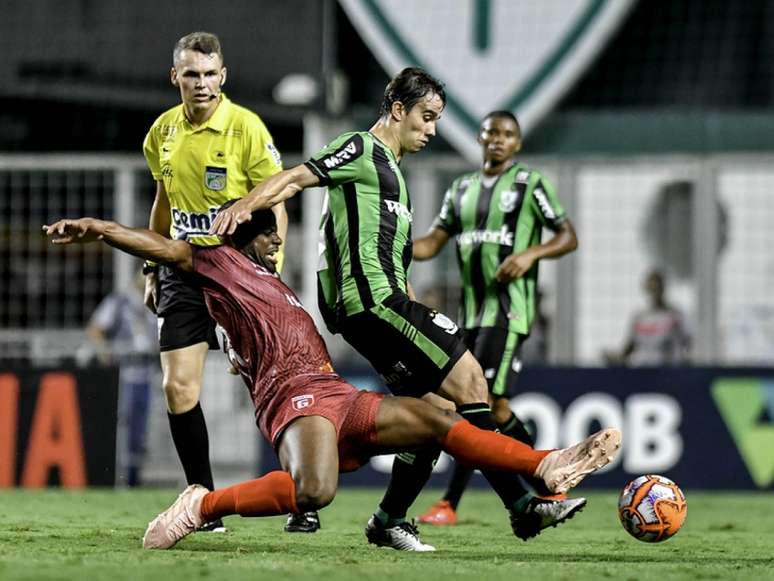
[142,125,162,181]
[245,119,283,185]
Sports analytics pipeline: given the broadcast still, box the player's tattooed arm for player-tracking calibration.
[44,218,194,272]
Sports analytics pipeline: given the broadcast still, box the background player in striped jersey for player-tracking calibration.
[413,111,578,526]
[43,210,619,552]
[212,70,586,548]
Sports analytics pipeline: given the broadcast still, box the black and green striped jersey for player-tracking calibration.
[305,131,413,326]
[434,163,566,334]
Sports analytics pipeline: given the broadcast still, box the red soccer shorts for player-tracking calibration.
[266,376,384,472]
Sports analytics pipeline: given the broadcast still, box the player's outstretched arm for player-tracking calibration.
[413,227,451,260]
[211,165,320,236]
[44,218,194,272]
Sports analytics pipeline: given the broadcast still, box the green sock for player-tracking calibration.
[511,492,534,514]
[374,507,405,527]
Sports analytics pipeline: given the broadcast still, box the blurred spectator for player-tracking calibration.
[605,270,691,366]
[85,272,158,486]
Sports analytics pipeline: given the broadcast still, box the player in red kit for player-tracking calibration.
[44,207,620,551]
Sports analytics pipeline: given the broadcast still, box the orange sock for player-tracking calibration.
[441,420,550,476]
[200,471,299,522]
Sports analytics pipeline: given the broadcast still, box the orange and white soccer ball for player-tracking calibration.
[618,475,687,542]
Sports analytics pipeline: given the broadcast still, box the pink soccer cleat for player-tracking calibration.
[143,484,208,549]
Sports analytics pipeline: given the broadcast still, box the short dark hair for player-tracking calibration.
[173,31,224,66]
[218,202,276,249]
[379,67,446,116]
[482,110,521,134]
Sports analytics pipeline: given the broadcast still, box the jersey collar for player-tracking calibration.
[480,159,517,180]
[369,131,400,165]
[204,93,231,133]
[478,161,524,190]
[179,93,232,133]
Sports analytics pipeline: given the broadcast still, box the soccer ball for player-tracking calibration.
[618,475,687,542]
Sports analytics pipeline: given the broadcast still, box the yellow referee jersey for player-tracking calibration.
[143,94,282,246]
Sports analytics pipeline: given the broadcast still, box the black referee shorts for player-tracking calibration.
[156,266,218,352]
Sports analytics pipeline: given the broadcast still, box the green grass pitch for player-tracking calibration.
[1,488,772,580]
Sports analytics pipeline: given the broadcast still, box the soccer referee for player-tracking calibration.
[142,31,287,532]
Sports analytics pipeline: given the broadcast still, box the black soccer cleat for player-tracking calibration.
[510,497,587,541]
[365,516,435,551]
[284,511,321,533]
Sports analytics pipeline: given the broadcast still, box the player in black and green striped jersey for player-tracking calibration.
[414,110,579,527]
[212,72,584,549]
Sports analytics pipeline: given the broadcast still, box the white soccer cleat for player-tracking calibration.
[365,516,436,552]
[143,484,208,550]
[535,428,622,494]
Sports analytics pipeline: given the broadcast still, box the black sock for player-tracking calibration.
[457,403,530,510]
[127,466,140,488]
[457,402,498,430]
[443,462,474,510]
[168,402,215,491]
[498,413,535,446]
[377,446,441,524]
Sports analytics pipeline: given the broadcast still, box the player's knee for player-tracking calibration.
[469,379,489,403]
[163,376,201,413]
[451,373,488,405]
[294,477,336,511]
[442,355,488,404]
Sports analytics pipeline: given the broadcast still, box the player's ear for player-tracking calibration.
[220,67,227,87]
[170,67,179,87]
[390,100,405,122]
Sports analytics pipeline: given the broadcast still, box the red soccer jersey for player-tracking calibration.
[191,245,338,437]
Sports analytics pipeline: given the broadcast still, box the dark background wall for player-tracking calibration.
[2,0,773,153]
[0,0,326,152]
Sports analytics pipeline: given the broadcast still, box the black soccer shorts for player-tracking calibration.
[462,327,525,397]
[337,294,468,398]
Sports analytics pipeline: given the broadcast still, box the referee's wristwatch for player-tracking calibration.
[142,261,158,275]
